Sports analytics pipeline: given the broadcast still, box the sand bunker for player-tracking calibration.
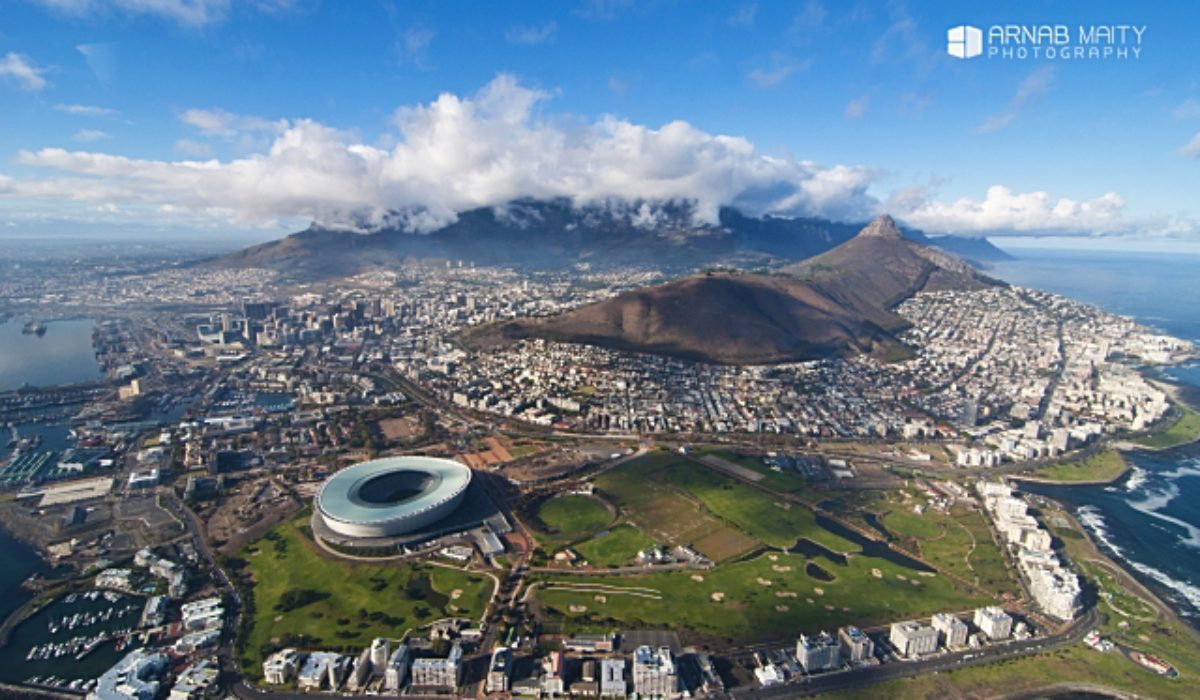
[711,592,726,602]
[691,574,705,582]
[871,568,883,579]
[772,565,792,573]
[756,577,773,586]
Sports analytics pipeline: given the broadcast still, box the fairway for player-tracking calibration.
[236,515,493,678]
[594,452,757,560]
[536,494,612,536]
[883,503,1014,596]
[597,451,857,556]
[535,549,985,643]
[574,524,655,567]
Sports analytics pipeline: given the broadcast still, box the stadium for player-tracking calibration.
[315,456,473,538]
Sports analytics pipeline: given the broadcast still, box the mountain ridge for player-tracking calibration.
[463,215,1002,365]
[208,199,1012,278]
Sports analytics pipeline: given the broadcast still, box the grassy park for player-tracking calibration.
[535,494,612,536]
[573,524,655,567]
[235,514,493,678]
[1030,449,1128,483]
[1134,406,1200,449]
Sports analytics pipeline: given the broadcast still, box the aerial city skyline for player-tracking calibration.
[0,3,1199,700]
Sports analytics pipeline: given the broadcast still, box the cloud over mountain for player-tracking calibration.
[9,74,882,231]
[1,74,1170,239]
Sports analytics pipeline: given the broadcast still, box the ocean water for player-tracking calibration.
[993,248,1200,626]
[0,319,103,391]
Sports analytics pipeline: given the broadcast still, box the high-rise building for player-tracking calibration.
[370,638,390,669]
[411,643,461,690]
[796,631,841,673]
[932,613,969,649]
[838,626,875,663]
[486,647,512,693]
[600,658,626,698]
[383,645,410,691]
[632,646,679,698]
[974,606,1013,640]
[889,621,939,658]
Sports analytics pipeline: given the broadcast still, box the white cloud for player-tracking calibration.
[72,129,110,142]
[4,74,882,231]
[398,25,435,67]
[899,185,1128,235]
[1180,132,1200,158]
[32,0,232,27]
[174,138,215,157]
[77,43,116,84]
[180,108,286,137]
[843,95,869,120]
[505,21,557,45]
[0,52,49,91]
[746,54,809,89]
[55,103,118,117]
[2,75,1175,240]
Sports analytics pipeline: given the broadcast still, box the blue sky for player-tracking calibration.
[1,0,1198,248]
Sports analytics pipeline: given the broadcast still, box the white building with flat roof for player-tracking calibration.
[600,658,626,698]
[411,643,462,690]
[932,613,968,649]
[89,649,167,700]
[633,645,679,698]
[974,606,1013,640]
[838,626,874,663]
[384,645,410,691]
[263,648,301,685]
[889,621,938,658]
[796,631,841,673]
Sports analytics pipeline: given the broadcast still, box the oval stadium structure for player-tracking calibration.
[315,456,472,538]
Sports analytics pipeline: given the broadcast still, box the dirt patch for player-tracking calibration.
[378,416,424,441]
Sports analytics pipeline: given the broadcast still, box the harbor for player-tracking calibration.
[0,587,147,689]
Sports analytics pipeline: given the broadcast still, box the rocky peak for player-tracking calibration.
[856,214,903,240]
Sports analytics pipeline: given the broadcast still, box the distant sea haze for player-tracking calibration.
[992,249,1200,626]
